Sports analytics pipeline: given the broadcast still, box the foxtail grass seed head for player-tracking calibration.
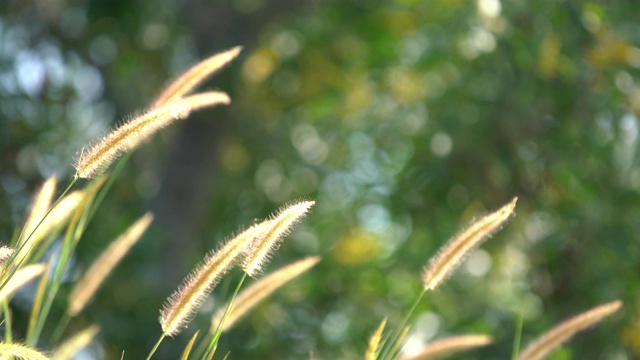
[365,318,387,360]
[400,334,493,360]
[0,246,14,263]
[160,223,263,337]
[211,256,320,332]
[0,264,46,302]
[14,191,85,265]
[152,46,242,108]
[69,213,154,316]
[518,300,622,360]
[21,175,57,244]
[242,200,315,277]
[0,343,50,360]
[176,91,231,112]
[74,104,190,178]
[422,197,517,291]
[53,325,100,360]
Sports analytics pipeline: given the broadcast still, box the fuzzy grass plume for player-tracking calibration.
[422,197,517,291]
[518,300,622,360]
[13,190,85,266]
[365,318,387,360]
[53,325,100,360]
[73,103,190,179]
[211,256,320,332]
[0,343,50,360]
[159,223,265,337]
[68,213,153,316]
[74,47,239,179]
[0,264,46,302]
[400,334,493,360]
[177,91,230,112]
[242,201,315,277]
[21,175,56,243]
[0,246,14,264]
[151,46,241,108]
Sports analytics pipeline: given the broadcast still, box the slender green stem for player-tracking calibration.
[380,288,427,360]
[48,312,71,347]
[202,273,248,360]
[511,313,524,360]
[2,300,12,343]
[146,333,166,360]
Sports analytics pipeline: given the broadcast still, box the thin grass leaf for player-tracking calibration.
[27,179,102,347]
[26,261,52,347]
[387,326,411,360]
[400,334,493,360]
[422,197,517,291]
[180,331,200,360]
[2,300,12,343]
[203,341,218,360]
[518,300,622,360]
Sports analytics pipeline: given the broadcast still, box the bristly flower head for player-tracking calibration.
[211,256,320,332]
[242,200,315,277]
[73,92,231,179]
[159,223,263,337]
[422,197,517,291]
[518,300,622,360]
[400,334,493,360]
[74,104,190,179]
[69,213,154,316]
[74,46,240,179]
[151,46,242,108]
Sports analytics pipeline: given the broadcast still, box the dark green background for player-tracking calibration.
[1,0,639,359]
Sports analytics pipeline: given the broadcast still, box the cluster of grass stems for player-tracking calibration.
[0,47,622,360]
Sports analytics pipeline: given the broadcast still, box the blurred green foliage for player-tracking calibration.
[1,0,640,359]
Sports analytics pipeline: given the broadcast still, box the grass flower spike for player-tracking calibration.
[0,343,50,360]
[518,300,622,360]
[0,264,46,302]
[53,325,100,360]
[177,91,231,112]
[0,246,14,263]
[152,46,242,108]
[400,334,493,360]
[74,104,190,179]
[74,93,233,179]
[242,200,315,277]
[211,256,320,332]
[160,223,264,337]
[422,197,517,291]
[69,213,154,316]
[21,175,57,243]
[365,318,387,360]
[14,190,85,266]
